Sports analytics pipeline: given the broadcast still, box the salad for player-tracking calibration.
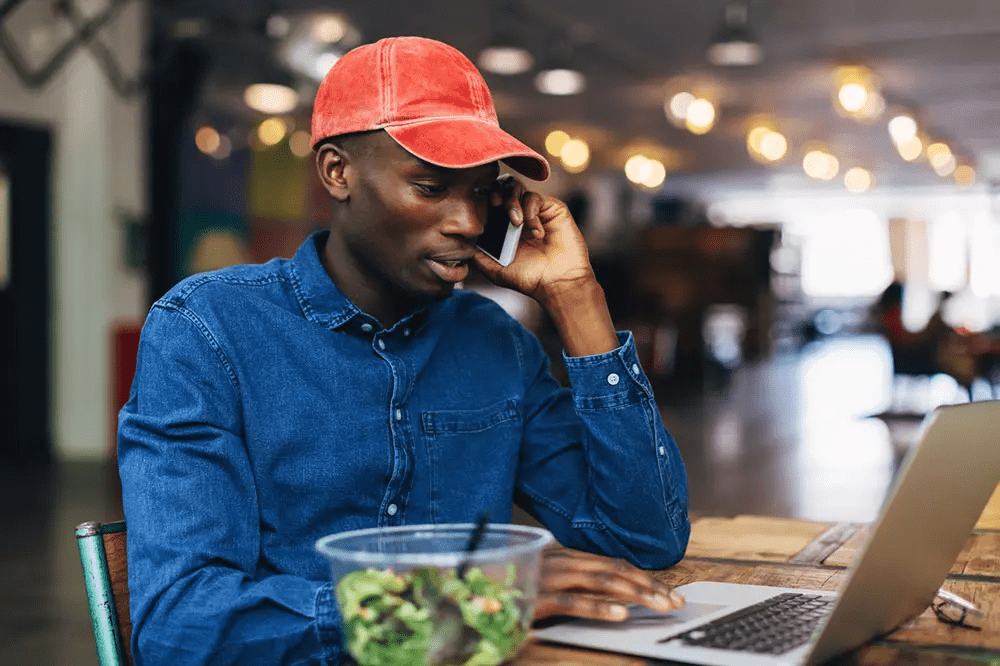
[336,563,528,666]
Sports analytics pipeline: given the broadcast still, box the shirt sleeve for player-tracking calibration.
[117,303,342,665]
[513,329,690,569]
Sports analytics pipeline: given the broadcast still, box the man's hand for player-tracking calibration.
[474,175,620,357]
[473,175,594,303]
[534,547,685,623]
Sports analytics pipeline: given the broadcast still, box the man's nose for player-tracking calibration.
[442,198,485,239]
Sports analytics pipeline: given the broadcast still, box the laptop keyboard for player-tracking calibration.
[662,592,834,655]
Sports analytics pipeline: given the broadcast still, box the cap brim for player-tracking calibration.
[385,118,550,181]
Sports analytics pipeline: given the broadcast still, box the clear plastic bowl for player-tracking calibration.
[316,523,553,666]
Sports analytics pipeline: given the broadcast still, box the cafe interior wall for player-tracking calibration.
[0,0,147,461]
[175,121,331,283]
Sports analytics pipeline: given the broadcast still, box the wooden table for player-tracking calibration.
[515,486,1000,665]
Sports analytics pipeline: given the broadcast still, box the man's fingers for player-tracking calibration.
[520,191,544,237]
[543,549,684,610]
[491,174,525,226]
[541,569,680,613]
[535,592,630,622]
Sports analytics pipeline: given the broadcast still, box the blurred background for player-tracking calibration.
[2,0,1000,662]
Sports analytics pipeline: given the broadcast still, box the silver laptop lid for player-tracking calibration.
[805,400,1000,665]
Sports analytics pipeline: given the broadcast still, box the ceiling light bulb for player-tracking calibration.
[625,155,650,184]
[926,142,952,168]
[560,138,590,171]
[244,83,298,115]
[844,167,873,193]
[667,91,695,121]
[822,154,840,180]
[746,126,770,155]
[837,83,868,112]
[478,46,534,75]
[759,131,787,161]
[888,115,917,144]
[803,149,837,180]
[954,165,976,188]
[641,159,667,188]
[534,68,586,95]
[685,98,716,133]
[195,126,221,155]
[211,135,232,160]
[933,155,956,177]
[289,130,312,158]
[897,136,923,161]
[257,117,288,146]
[311,15,347,43]
[707,2,763,67]
[856,90,885,120]
[544,130,571,156]
[707,41,763,67]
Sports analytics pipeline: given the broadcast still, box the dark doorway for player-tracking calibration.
[0,122,52,464]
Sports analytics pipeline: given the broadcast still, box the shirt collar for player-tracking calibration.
[289,229,436,333]
[290,230,361,329]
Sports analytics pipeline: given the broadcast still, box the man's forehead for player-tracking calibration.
[401,148,500,179]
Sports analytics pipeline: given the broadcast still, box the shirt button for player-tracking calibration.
[403,328,411,337]
[395,409,402,421]
[658,446,666,456]
[387,503,398,516]
[632,363,640,375]
[607,373,620,386]
[361,323,373,333]
[377,339,385,350]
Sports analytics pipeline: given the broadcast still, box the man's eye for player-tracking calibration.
[473,187,492,199]
[415,183,447,196]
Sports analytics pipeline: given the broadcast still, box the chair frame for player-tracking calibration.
[76,520,131,666]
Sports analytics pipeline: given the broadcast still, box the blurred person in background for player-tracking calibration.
[117,36,689,664]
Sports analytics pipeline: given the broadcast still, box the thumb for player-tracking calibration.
[472,249,506,284]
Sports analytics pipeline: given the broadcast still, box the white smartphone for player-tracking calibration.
[476,205,522,267]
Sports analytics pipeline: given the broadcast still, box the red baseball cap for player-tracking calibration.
[310,36,550,181]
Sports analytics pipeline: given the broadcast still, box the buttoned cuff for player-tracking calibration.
[314,582,342,659]
[562,331,654,407]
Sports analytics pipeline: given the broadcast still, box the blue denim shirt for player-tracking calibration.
[118,231,689,665]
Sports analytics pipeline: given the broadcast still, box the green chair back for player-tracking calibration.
[75,520,133,666]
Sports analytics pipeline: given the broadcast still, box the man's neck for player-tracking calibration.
[319,234,421,328]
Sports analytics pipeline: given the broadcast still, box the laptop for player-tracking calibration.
[534,400,1000,666]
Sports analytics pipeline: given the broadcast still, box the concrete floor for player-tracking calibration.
[1,334,970,665]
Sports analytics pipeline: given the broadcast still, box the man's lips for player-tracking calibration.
[426,255,472,283]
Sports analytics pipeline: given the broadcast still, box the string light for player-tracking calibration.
[212,136,232,160]
[544,130,571,156]
[560,138,590,173]
[954,164,976,188]
[844,167,874,193]
[803,148,839,180]
[746,124,788,163]
[888,115,918,144]
[666,91,695,122]
[244,84,298,115]
[195,126,221,155]
[257,117,288,147]
[624,154,666,189]
[289,130,312,158]
[534,68,586,95]
[685,98,717,134]
[897,136,923,161]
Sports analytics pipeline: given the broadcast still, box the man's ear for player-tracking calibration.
[316,142,350,202]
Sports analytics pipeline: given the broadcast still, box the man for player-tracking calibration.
[118,36,690,664]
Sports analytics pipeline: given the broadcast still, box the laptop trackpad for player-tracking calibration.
[627,602,729,626]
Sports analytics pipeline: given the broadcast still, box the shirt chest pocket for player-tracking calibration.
[420,398,522,522]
